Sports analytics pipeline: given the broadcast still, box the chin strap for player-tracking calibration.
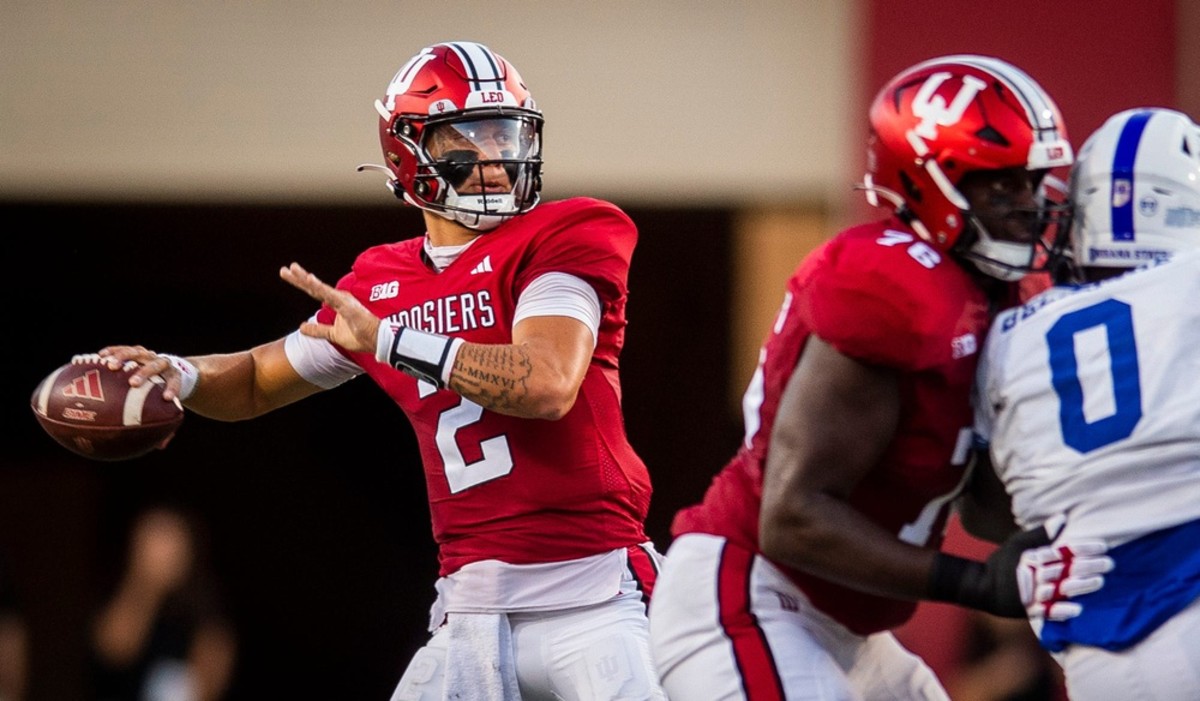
[856,181,937,244]
[356,163,406,200]
[856,177,907,211]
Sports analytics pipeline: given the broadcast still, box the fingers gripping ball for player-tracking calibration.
[31,355,185,461]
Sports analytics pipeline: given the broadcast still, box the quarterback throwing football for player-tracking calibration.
[101,41,666,701]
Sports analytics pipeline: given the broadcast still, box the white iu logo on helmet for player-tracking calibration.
[384,48,438,112]
[910,72,986,141]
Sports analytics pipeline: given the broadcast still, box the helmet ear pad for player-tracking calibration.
[897,170,922,206]
[394,120,417,140]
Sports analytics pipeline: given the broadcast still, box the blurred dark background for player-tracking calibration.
[2,200,741,700]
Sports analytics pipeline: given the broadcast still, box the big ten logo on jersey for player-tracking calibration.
[876,229,942,269]
[370,280,400,301]
[386,291,497,335]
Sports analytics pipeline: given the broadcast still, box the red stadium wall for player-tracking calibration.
[860,1,1178,693]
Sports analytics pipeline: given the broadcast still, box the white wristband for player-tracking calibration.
[158,353,199,401]
[374,322,463,388]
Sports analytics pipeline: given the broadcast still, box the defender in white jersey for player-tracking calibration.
[95,41,666,701]
[974,107,1200,700]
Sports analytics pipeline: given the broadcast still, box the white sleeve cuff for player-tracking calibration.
[375,322,396,365]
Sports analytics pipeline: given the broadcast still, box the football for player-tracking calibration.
[30,355,185,461]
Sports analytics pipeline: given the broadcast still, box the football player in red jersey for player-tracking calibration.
[647,55,1105,700]
[99,41,666,700]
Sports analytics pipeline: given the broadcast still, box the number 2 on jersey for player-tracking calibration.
[435,395,515,493]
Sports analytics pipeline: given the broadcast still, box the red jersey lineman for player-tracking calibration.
[672,219,990,635]
[648,55,1081,701]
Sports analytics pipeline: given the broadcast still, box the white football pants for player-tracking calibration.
[1055,595,1200,700]
[389,589,667,701]
[648,533,948,701]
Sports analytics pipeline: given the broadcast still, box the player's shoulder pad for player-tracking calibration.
[990,283,1077,338]
[312,238,422,324]
[530,197,634,225]
[799,220,970,367]
[813,220,957,307]
[508,198,636,301]
[522,198,636,255]
[350,235,423,278]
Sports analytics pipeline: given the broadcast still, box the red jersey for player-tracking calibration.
[672,218,993,635]
[317,198,652,576]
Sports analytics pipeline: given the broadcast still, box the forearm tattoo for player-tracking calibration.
[450,344,533,412]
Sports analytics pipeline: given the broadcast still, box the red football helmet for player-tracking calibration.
[361,42,544,231]
[863,55,1073,280]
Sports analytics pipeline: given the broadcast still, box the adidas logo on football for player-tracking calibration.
[470,255,494,275]
[63,369,106,401]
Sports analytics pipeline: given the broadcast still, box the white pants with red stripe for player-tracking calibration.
[390,544,666,701]
[648,534,948,701]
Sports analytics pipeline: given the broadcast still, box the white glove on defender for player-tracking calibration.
[1017,538,1114,622]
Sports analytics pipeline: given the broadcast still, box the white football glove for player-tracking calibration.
[1017,539,1113,621]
